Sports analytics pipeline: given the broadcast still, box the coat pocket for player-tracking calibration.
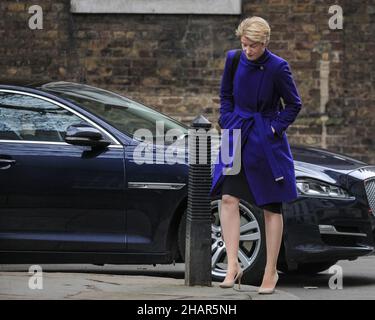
[266,119,277,138]
[266,119,283,145]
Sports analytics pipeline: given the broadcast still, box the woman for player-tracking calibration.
[209,16,302,294]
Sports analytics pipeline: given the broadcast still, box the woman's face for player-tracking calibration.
[241,36,266,61]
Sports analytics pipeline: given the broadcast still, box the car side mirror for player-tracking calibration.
[64,123,111,148]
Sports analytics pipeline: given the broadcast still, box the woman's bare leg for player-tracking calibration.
[260,209,283,289]
[220,194,241,280]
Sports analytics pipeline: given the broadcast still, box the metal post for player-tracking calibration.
[185,115,212,286]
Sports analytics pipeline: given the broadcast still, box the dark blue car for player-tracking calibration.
[0,82,374,285]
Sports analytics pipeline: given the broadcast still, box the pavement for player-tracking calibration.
[0,267,299,300]
[2,255,375,300]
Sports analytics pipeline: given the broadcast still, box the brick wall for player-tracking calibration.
[0,0,374,163]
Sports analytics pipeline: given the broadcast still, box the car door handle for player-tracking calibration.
[0,159,16,164]
[0,158,16,170]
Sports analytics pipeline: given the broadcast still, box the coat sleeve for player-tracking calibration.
[218,51,235,128]
[271,61,302,137]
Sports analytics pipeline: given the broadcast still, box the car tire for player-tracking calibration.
[178,199,267,286]
[177,208,187,262]
[279,261,337,275]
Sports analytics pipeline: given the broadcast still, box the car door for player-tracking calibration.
[0,90,126,252]
[124,140,188,253]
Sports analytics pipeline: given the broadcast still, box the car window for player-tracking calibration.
[41,83,189,143]
[0,92,90,142]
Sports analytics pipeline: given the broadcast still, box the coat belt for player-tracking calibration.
[233,105,284,182]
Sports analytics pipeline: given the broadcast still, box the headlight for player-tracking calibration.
[296,179,354,200]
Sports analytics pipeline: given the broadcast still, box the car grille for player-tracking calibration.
[365,178,375,217]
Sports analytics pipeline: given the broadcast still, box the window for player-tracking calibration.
[0,92,86,142]
[41,82,188,143]
[70,0,242,15]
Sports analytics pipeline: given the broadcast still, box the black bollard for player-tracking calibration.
[185,115,212,286]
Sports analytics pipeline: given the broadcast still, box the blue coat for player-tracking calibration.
[209,48,302,206]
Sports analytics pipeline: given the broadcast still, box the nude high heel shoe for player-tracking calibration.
[258,272,279,294]
[219,267,243,289]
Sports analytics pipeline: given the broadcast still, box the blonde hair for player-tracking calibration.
[235,16,271,45]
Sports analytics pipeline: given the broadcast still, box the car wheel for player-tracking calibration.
[279,261,337,275]
[178,199,266,286]
[177,208,187,262]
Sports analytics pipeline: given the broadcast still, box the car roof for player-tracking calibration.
[0,81,110,93]
[0,79,52,88]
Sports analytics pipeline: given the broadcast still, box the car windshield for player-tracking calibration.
[41,82,189,143]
